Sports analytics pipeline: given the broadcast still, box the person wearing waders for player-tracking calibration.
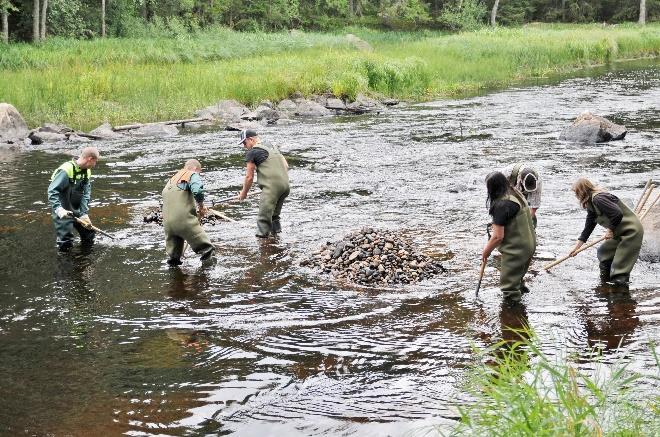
[162,159,215,266]
[237,129,290,238]
[569,178,643,286]
[47,147,100,252]
[481,172,537,303]
[501,162,542,228]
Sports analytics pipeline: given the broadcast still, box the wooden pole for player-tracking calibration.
[634,179,653,213]
[207,208,237,222]
[213,190,258,205]
[636,185,656,216]
[475,259,487,297]
[74,217,116,239]
[639,192,660,222]
[543,235,607,271]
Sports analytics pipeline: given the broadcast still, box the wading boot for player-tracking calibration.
[167,257,182,266]
[520,282,530,295]
[599,260,613,282]
[610,274,630,288]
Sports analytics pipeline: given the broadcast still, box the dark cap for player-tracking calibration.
[238,129,258,145]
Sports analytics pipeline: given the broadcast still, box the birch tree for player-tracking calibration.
[101,0,106,36]
[40,0,47,39]
[33,0,40,41]
[639,0,646,24]
[490,0,498,26]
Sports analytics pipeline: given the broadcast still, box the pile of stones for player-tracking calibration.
[302,228,446,286]
[143,207,222,226]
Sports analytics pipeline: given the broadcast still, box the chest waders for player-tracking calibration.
[589,193,643,281]
[498,193,536,301]
[162,169,214,262]
[509,162,538,228]
[253,144,290,237]
[50,161,95,250]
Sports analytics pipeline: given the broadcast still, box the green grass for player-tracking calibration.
[1,23,659,130]
[450,330,660,436]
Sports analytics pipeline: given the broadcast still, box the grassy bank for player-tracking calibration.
[451,332,660,436]
[1,23,659,130]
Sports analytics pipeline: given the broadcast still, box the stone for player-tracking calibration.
[277,99,298,113]
[131,123,178,137]
[294,100,332,117]
[0,103,29,143]
[89,122,123,139]
[559,112,627,143]
[196,100,249,122]
[29,131,67,144]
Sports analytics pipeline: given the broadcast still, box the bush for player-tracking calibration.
[331,71,368,100]
[437,0,487,32]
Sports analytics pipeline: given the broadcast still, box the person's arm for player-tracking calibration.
[570,209,597,256]
[188,173,207,217]
[282,155,289,171]
[79,179,92,217]
[239,162,256,200]
[482,224,504,262]
[47,170,70,215]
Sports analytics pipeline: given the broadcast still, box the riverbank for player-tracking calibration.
[1,23,659,131]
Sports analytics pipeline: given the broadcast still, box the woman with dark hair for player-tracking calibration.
[569,178,643,285]
[481,172,536,302]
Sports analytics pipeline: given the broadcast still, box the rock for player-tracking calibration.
[295,100,332,117]
[326,98,346,111]
[67,134,92,143]
[254,105,280,122]
[345,94,383,114]
[277,99,298,113]
[40,123,73,134]
[29,131,67,144]
[559,112,627,143]
[640,207,660,262]
[131,123,178,137]
[0,103,29,143]
[382,98,399,106]
[89,122,123,139]
[196,100,249,122]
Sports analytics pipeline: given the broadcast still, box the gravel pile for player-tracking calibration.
[143,207,223,226]
[302,228,446,285]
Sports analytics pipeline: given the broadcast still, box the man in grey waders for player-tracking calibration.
[162,159,215,266]
[501,162,542,228]
[47,147,100,251]
[238,129,290,237]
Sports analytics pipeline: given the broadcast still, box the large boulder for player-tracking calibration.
[294,100,332,117]
[196,100,249,122]
[89,122,123,139]
[277,99,298,113]
[131,123,178,137]
[345,94,384,114]
[0,103,29,143]
[559,112,627,143]
[28,131,67,144]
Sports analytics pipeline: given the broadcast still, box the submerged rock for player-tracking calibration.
[0,103,29,144]
[559,112,627,143]
[302,228,446,286]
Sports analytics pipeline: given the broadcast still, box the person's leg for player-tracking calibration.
[597,238,619,281]
[54,216,75,252]
[166,233,185,265]
[500,254,530,302]
[256,189,277,237]
[74,221,96,247]
[185,224,215,261]
[609,227,644,284]
[270,188,289,235]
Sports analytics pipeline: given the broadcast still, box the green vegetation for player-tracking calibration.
[1,24,659,130]
[452,331,660,436]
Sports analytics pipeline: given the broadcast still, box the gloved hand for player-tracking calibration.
[78,214,92,227]
[56,207,73,219]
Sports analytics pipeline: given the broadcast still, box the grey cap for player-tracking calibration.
[238,129,258,145]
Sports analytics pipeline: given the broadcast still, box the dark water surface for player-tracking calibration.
[1,60,659,436]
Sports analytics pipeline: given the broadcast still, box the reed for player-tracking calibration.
[449,330,660,436]
[1,23,658,130]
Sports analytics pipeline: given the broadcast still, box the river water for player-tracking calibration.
[1,60,659,436]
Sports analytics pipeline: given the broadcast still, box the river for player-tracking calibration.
[0,59,658,436]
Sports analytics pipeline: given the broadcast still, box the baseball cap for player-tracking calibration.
[238,129,258,145]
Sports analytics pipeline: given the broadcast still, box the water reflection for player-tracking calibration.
[582,287,639,350]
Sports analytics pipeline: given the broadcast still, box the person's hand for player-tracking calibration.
[569,240,584,257]
[78,214,92,227]
[56,207,73,219]
[481,249,490,264]
[604,229,614,240]
[197,204,207,218]
[238,191,247,201]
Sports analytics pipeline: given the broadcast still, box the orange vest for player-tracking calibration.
[169,169,195,186]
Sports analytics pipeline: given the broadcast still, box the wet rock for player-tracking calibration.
[303,228,446,286]
[382,98,400,106]
[29,130,67,144]
[143,206,225,226]
[131,123,178,137]
[89,122,123,139]
[196,100,249,122]
[295,100,332,117]
[277,99,298,113]
[40,123,74,134]
[345,94,383,114]
[66,134,92,143]
[0,103,29,143]
[559,112,627,143]
[326,98,346,111]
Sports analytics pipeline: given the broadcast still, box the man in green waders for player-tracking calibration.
[47,147,100,251]
[162,159,215,266]
[237,130,290,238]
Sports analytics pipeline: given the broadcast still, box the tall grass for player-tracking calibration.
[451,331,660,436]
[0,23,658,130]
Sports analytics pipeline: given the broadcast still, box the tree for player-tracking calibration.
[32,0,39,41]
[101,0,105,36]
[0,0,14,43]
[39,0,46,39]
[639,0,646,23]
[490,0,498,25]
